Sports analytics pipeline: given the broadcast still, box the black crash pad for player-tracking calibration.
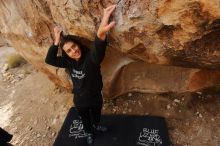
[53,107,171,146]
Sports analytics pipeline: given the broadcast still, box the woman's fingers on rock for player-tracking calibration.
[104,21,116,31]
[103,5,116,22]
[108,21,116,28]
[54,26,63,34]
[110,5,116,11]
[105,5,116,14]
[106,4,116,11]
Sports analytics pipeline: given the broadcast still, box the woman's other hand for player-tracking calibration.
[97,5,116,40]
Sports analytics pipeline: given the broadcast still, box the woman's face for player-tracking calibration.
[63,41,81,61]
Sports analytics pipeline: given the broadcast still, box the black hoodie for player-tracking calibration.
[45,35,107,107]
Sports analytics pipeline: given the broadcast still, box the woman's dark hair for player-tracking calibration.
[59,34,88,60]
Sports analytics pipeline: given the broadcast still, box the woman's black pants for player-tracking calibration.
[76,106,102,134]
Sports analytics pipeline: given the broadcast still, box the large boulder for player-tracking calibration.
[0,0,220,98]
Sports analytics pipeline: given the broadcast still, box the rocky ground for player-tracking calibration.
[0,46,219,146]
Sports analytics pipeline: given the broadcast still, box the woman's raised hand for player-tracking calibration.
[97,5,116,40]
[53,25,63,45]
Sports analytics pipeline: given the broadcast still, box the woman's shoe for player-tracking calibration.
[0,128,13,144]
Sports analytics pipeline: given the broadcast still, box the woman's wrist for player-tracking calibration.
[97,31,106,41]
[54,38,60,45]
[54,40,59,46]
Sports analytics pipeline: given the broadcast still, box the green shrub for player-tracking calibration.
[7,53,26,68]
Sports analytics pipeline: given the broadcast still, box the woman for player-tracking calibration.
[45,5,116,145]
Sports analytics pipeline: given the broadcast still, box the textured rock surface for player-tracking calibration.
[0,0,220,98]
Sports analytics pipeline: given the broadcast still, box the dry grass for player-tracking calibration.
[7,53,26,68]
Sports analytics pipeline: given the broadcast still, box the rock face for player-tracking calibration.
[0,0,220,98]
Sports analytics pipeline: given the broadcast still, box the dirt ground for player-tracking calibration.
[0,46,219,146]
